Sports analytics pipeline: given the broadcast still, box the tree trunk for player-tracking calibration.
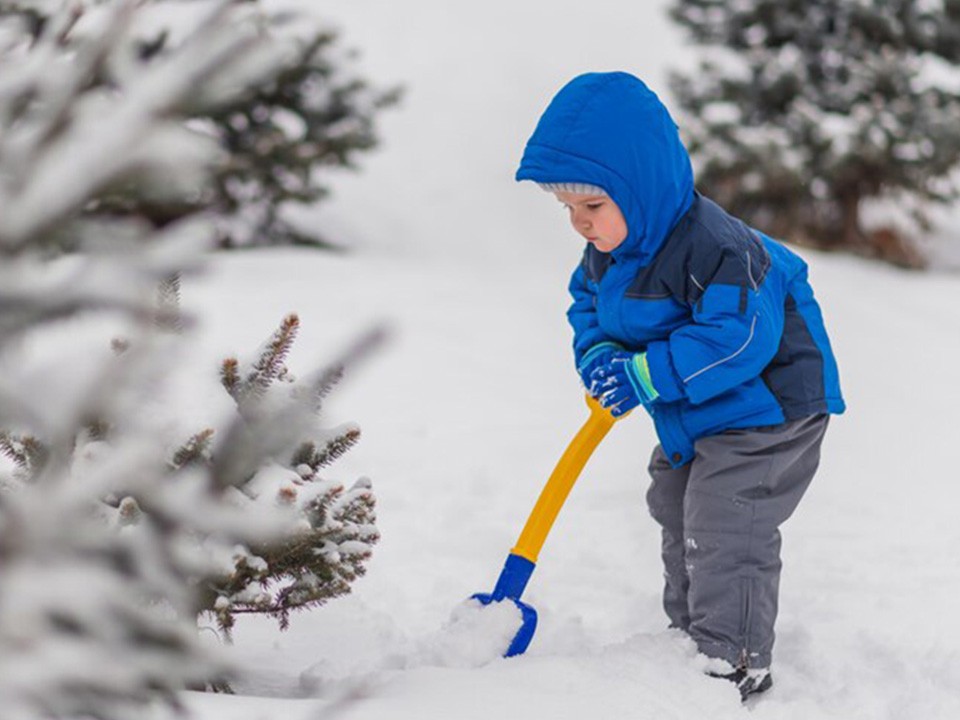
[838,190,868,251]
[837,188,926,269]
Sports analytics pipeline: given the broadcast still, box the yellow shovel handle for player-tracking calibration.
[510,394,619,564]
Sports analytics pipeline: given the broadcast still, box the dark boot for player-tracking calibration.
[708,667,773,702]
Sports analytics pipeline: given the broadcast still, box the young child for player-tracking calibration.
[516,72,845,701]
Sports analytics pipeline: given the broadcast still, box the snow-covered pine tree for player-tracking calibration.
[169,313,380,634]
[0,1,379,718]
[0,0,400,249]
[668,0,960,267]
[205,23,402,248]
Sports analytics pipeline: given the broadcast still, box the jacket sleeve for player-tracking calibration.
[644,242,785,405]
[567,263,617,368]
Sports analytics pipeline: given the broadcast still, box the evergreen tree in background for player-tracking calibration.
[0,1,382,717]
[668,0,960,267]
[0,0,400,249]
[207,28,401,248]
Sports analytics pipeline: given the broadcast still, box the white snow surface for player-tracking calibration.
[181,242,960,720]
[135,0,960,717]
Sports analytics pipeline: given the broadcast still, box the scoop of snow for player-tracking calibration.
[414,598,524,668]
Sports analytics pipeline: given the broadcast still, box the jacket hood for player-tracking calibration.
[516,72,695,264]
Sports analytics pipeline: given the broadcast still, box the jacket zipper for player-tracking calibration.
[654,402,691,464]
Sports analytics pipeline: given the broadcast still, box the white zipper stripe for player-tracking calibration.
[683,314,758,384]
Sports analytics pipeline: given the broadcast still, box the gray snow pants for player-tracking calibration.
[646,414,829,669]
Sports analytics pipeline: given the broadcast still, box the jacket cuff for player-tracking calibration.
[645,341,686,403]
[632,353,659,402]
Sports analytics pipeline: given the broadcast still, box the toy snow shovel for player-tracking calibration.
[472,394,620,657]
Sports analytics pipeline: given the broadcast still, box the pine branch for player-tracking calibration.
[223,313,300,410]
[311,364,344,413]
[291,427,360,473]
[0,431,48,477]
[221,357,240,398]
[301,325,387,414]
[207,474,379,632]
[171,428,216,471]
[245,312,298,393]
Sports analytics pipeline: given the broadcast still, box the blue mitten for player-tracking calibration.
[591,351,660,416]
[576,341,623,396]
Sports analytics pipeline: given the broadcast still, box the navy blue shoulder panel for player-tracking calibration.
[582,244,613,283]
[625,195,771,306]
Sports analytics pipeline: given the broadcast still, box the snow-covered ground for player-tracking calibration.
[174,1,960,718]
[178,243,960,720]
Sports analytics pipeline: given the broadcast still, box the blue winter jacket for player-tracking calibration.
[516,72,845,467]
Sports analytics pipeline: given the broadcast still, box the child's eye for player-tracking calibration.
[586,202,604,210]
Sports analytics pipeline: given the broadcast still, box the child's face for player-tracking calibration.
[554,191,628,253]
